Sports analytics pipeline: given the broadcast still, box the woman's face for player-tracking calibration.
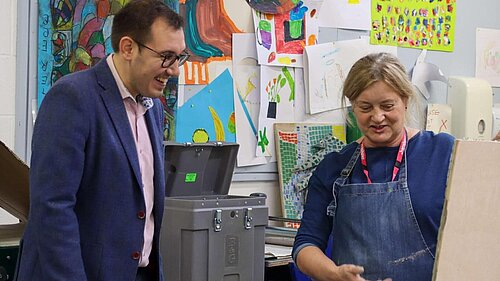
[352,81,407,148]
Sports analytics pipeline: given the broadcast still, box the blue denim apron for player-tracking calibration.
[327,145,435,281]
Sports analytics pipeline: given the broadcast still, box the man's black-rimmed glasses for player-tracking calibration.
[134,40,190,68]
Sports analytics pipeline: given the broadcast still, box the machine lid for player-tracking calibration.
[164,142,239,197]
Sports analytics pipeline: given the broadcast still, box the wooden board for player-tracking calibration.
[433,140,500,280]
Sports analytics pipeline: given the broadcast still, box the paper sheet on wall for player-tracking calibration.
[303,37,397,114]
[252,0,323,68]
[319,0,370,30]
[475,28,500,87]
[232,33,267,167]
[425,104,451,134]
[256,66,295,159]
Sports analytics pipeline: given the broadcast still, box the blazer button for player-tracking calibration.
[132,251,141,260]
[137,211,146,219]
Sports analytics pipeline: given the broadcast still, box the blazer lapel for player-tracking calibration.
[94,59,143,187]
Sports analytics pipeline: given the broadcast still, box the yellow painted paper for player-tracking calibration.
[370,0,456,52]
[348,0,360,4]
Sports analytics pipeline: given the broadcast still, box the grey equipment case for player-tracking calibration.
[161,142,268,281]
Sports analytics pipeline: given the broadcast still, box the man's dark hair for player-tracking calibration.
[111,0,184,52]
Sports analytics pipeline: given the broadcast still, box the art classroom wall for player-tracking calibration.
[12,1,500,218]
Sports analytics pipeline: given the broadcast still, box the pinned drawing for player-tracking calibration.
[370,0,456,52]
[176,69,236,143]
[232,33,267,167]
[253,0,323,67]
[476,28,500,87]
[256,66,295,158]
[303,37,397,114]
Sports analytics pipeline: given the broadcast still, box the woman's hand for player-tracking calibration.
[332,264,366,281]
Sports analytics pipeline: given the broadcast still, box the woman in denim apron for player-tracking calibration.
[292,53,454,281]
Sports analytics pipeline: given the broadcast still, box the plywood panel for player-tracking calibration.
[433,140,500,280]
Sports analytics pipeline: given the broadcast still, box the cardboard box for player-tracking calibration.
[0,141,29,244]
[0,141,29,280]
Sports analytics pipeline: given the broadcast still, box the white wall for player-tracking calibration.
[0,0,18,224]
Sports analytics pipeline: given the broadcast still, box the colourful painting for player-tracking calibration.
[370,0,456,52]
[275,123,346,224]
[176,69,236,143]
[252,0,323,67]
[178,0,253,84]
[38,0,179,140]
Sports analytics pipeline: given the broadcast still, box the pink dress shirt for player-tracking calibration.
[106,55,155,267]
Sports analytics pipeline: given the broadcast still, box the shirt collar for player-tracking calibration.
[106,54,154,110]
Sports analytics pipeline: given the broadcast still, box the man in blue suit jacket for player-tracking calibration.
[15,1,188,280]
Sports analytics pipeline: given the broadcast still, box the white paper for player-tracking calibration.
[232,33,268,167]
[475,28,500,87]
[426,104,452,134]
[319,0,370,30]
[304,37,397,114]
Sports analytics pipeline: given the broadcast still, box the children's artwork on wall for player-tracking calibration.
[319,0,370,31]
[245,0,300,14]
[176,69,236,143]
[475,28,500,87]
[178,0,253,85]
[38,0,126,107]
[370,0,456,52]
[275,123,346,224]
[256,65,295,158]
[37,0,180,141]
[232,33,267,167]
[252,0,323,67]
[304,37,397,114]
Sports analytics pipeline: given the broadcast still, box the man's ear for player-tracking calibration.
[119,36,135,60]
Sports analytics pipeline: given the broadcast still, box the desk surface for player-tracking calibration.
[265,243,293,267]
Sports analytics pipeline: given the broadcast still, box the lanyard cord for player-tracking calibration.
[360,130,407,184]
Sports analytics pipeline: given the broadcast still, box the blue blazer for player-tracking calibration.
[15,59,166,281]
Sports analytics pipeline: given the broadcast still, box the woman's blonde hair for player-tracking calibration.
[341,52,415,124]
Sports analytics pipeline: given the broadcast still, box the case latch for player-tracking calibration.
[213,209,222,232]
[244,208,253,230]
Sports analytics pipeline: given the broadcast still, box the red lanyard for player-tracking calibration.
[360,130,407,184]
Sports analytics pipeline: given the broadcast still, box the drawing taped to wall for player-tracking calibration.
[252,0,323,67]
[476,28,500,87]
